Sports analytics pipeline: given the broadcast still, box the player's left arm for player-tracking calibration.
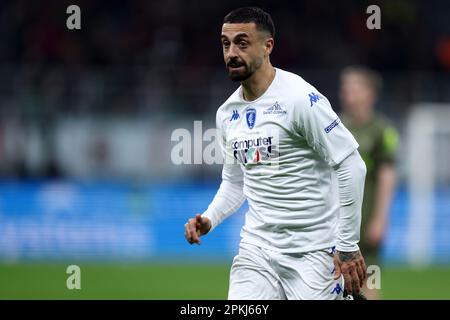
[333,150,367,295]
[293,87,367,295]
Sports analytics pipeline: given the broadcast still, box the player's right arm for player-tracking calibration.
[184,109,245,245]
[184,176,244,245]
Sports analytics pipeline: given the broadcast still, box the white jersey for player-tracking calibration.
[215,68,359,253]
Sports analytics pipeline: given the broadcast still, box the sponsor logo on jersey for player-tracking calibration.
[231,136,279,165]
[324,118,340,133]
[230,109,240,121]
[263,101,287,115]
[245,108,256,129]
[309,92,321,107]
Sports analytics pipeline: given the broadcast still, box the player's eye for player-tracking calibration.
[238,41,248,48]
[222,41,230,48]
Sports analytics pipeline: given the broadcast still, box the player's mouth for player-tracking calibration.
[227,61,246,71]
[228,65,245,71]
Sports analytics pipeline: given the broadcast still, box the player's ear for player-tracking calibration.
[264,37,274,56]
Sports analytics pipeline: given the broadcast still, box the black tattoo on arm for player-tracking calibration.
[338,251,360,262]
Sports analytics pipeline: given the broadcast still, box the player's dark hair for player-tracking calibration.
[224,7,275,38]
[341,65,383,93]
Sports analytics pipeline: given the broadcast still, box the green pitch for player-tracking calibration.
[0,263,449,299]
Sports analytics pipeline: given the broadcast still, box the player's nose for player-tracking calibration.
[227,43,239,60]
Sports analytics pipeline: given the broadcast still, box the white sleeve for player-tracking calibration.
[202,180,245,231]
[201,110,245,231]
[334,150,367,252]
[295,90,359,166]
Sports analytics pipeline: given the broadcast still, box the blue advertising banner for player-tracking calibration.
[0,181,246,262]
[0,181,449,264]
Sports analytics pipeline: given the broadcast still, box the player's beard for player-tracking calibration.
[226,59,255,82]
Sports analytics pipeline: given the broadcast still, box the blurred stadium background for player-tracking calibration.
[0,0,450,299]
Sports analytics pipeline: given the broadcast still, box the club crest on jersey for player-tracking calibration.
[245,108,256,129]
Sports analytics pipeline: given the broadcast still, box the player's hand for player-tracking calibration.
[333,250,367,296]
[184,213,211,245]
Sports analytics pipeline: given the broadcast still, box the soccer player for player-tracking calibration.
[184,7,367,300]
[340,66,399,299]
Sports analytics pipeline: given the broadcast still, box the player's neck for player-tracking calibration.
[241,63,276,102]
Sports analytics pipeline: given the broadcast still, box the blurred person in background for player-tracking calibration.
[339,66,399,300]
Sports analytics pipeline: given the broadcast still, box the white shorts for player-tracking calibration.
[228,242,344,300]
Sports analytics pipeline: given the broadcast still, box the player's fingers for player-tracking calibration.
[342,270,353,294]
[350,268,361,294]
[359,272,365,289]
[356,262,365,288]
[188,220,201,244]
[189,224,199,244]
[195,214,203,229]
[333,261,342,280]
[361,259,367,280]
[184,223,189,238]
[361,264,367,287]
[184,223,194,244]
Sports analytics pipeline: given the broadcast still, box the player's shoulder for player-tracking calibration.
[276,68,314,93]
[276,68,329,107]
[216,86,242,124]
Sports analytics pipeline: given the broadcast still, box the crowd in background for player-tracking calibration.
[0,0,449,178]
